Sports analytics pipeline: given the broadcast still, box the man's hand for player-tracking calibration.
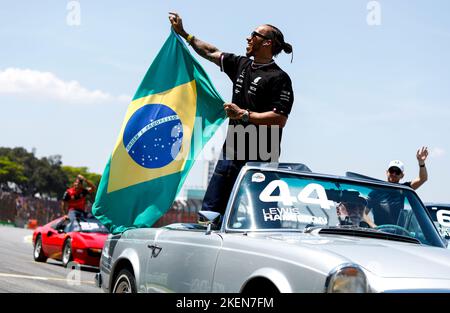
[169,12,222,66]
[169,12,188,38]
[224,103,245,120]
[411,146,429,190]
[416,146,429,165]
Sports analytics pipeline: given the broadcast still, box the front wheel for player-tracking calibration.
[62,238,73,267]
[33,235,47,262]
[112,269,137,293]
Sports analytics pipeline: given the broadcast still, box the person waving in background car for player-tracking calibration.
[385,146,429,190]
[62,174,96,220]
[368,146,429,226]
[169,12,294,216]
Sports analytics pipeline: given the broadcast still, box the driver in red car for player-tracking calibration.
[62,174,96,220]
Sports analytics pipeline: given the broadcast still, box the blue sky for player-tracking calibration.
[1,0,449,202]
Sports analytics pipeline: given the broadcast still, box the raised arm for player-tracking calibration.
[169,12,222,66]
[78,174,96,194]
[410,146,428,190]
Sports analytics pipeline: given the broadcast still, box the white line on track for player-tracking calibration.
[23,235,32,243]
[0,273,95,284]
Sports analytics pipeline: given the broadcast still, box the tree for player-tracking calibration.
[0,147,68,198]
[0,147,42,195]
[0,146,100,199]
[33,155,69,199]
[0,156,27,192]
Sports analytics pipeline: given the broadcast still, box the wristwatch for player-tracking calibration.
[241,110,250,123]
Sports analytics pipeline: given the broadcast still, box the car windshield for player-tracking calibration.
[66,218,109,234]
[425,205,450,240]
[227,169,444,247]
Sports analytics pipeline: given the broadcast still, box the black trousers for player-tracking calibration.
[201,157,247,216]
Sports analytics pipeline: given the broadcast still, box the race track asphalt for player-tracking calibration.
[0,225,102,293]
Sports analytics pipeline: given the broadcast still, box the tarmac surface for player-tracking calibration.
[0,225,102,293]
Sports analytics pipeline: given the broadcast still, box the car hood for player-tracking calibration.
[261,232,450,280]
[72,232,108,248]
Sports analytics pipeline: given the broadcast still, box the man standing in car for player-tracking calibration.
[385,146,429,190]
[62,174,96,220]
[169,13,295,215]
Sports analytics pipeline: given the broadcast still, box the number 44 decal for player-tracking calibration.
[259,180,334,209]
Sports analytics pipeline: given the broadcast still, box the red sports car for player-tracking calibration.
[32,214,109,267]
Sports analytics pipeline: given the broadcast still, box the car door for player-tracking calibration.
[145,229,223,292]
[45,218,70,258]
[41,219,62,256]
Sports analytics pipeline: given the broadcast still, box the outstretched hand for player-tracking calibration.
[168,12,187,37]
[416,146,429,164]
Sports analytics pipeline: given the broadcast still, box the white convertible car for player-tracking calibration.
[95,163,450,293]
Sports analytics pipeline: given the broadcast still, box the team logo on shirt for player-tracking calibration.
[253,77,262,84]
[249,77,262,95]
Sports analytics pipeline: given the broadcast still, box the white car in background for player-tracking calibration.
[425,203,450,248]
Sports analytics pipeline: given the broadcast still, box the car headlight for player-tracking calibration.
[325,264,369,293]
[102,239,110,258]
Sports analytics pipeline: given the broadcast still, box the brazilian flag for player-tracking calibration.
[93,29,226,234]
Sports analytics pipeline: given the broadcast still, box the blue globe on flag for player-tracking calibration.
[123,104,183,169]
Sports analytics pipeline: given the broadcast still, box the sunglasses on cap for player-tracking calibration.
[388,167,402,175]
[251,31,271,40]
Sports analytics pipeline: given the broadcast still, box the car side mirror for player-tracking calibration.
[58,229,65,234]
[198,211,221,235]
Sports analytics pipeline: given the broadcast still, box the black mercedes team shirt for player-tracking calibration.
[220,53,294,161]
